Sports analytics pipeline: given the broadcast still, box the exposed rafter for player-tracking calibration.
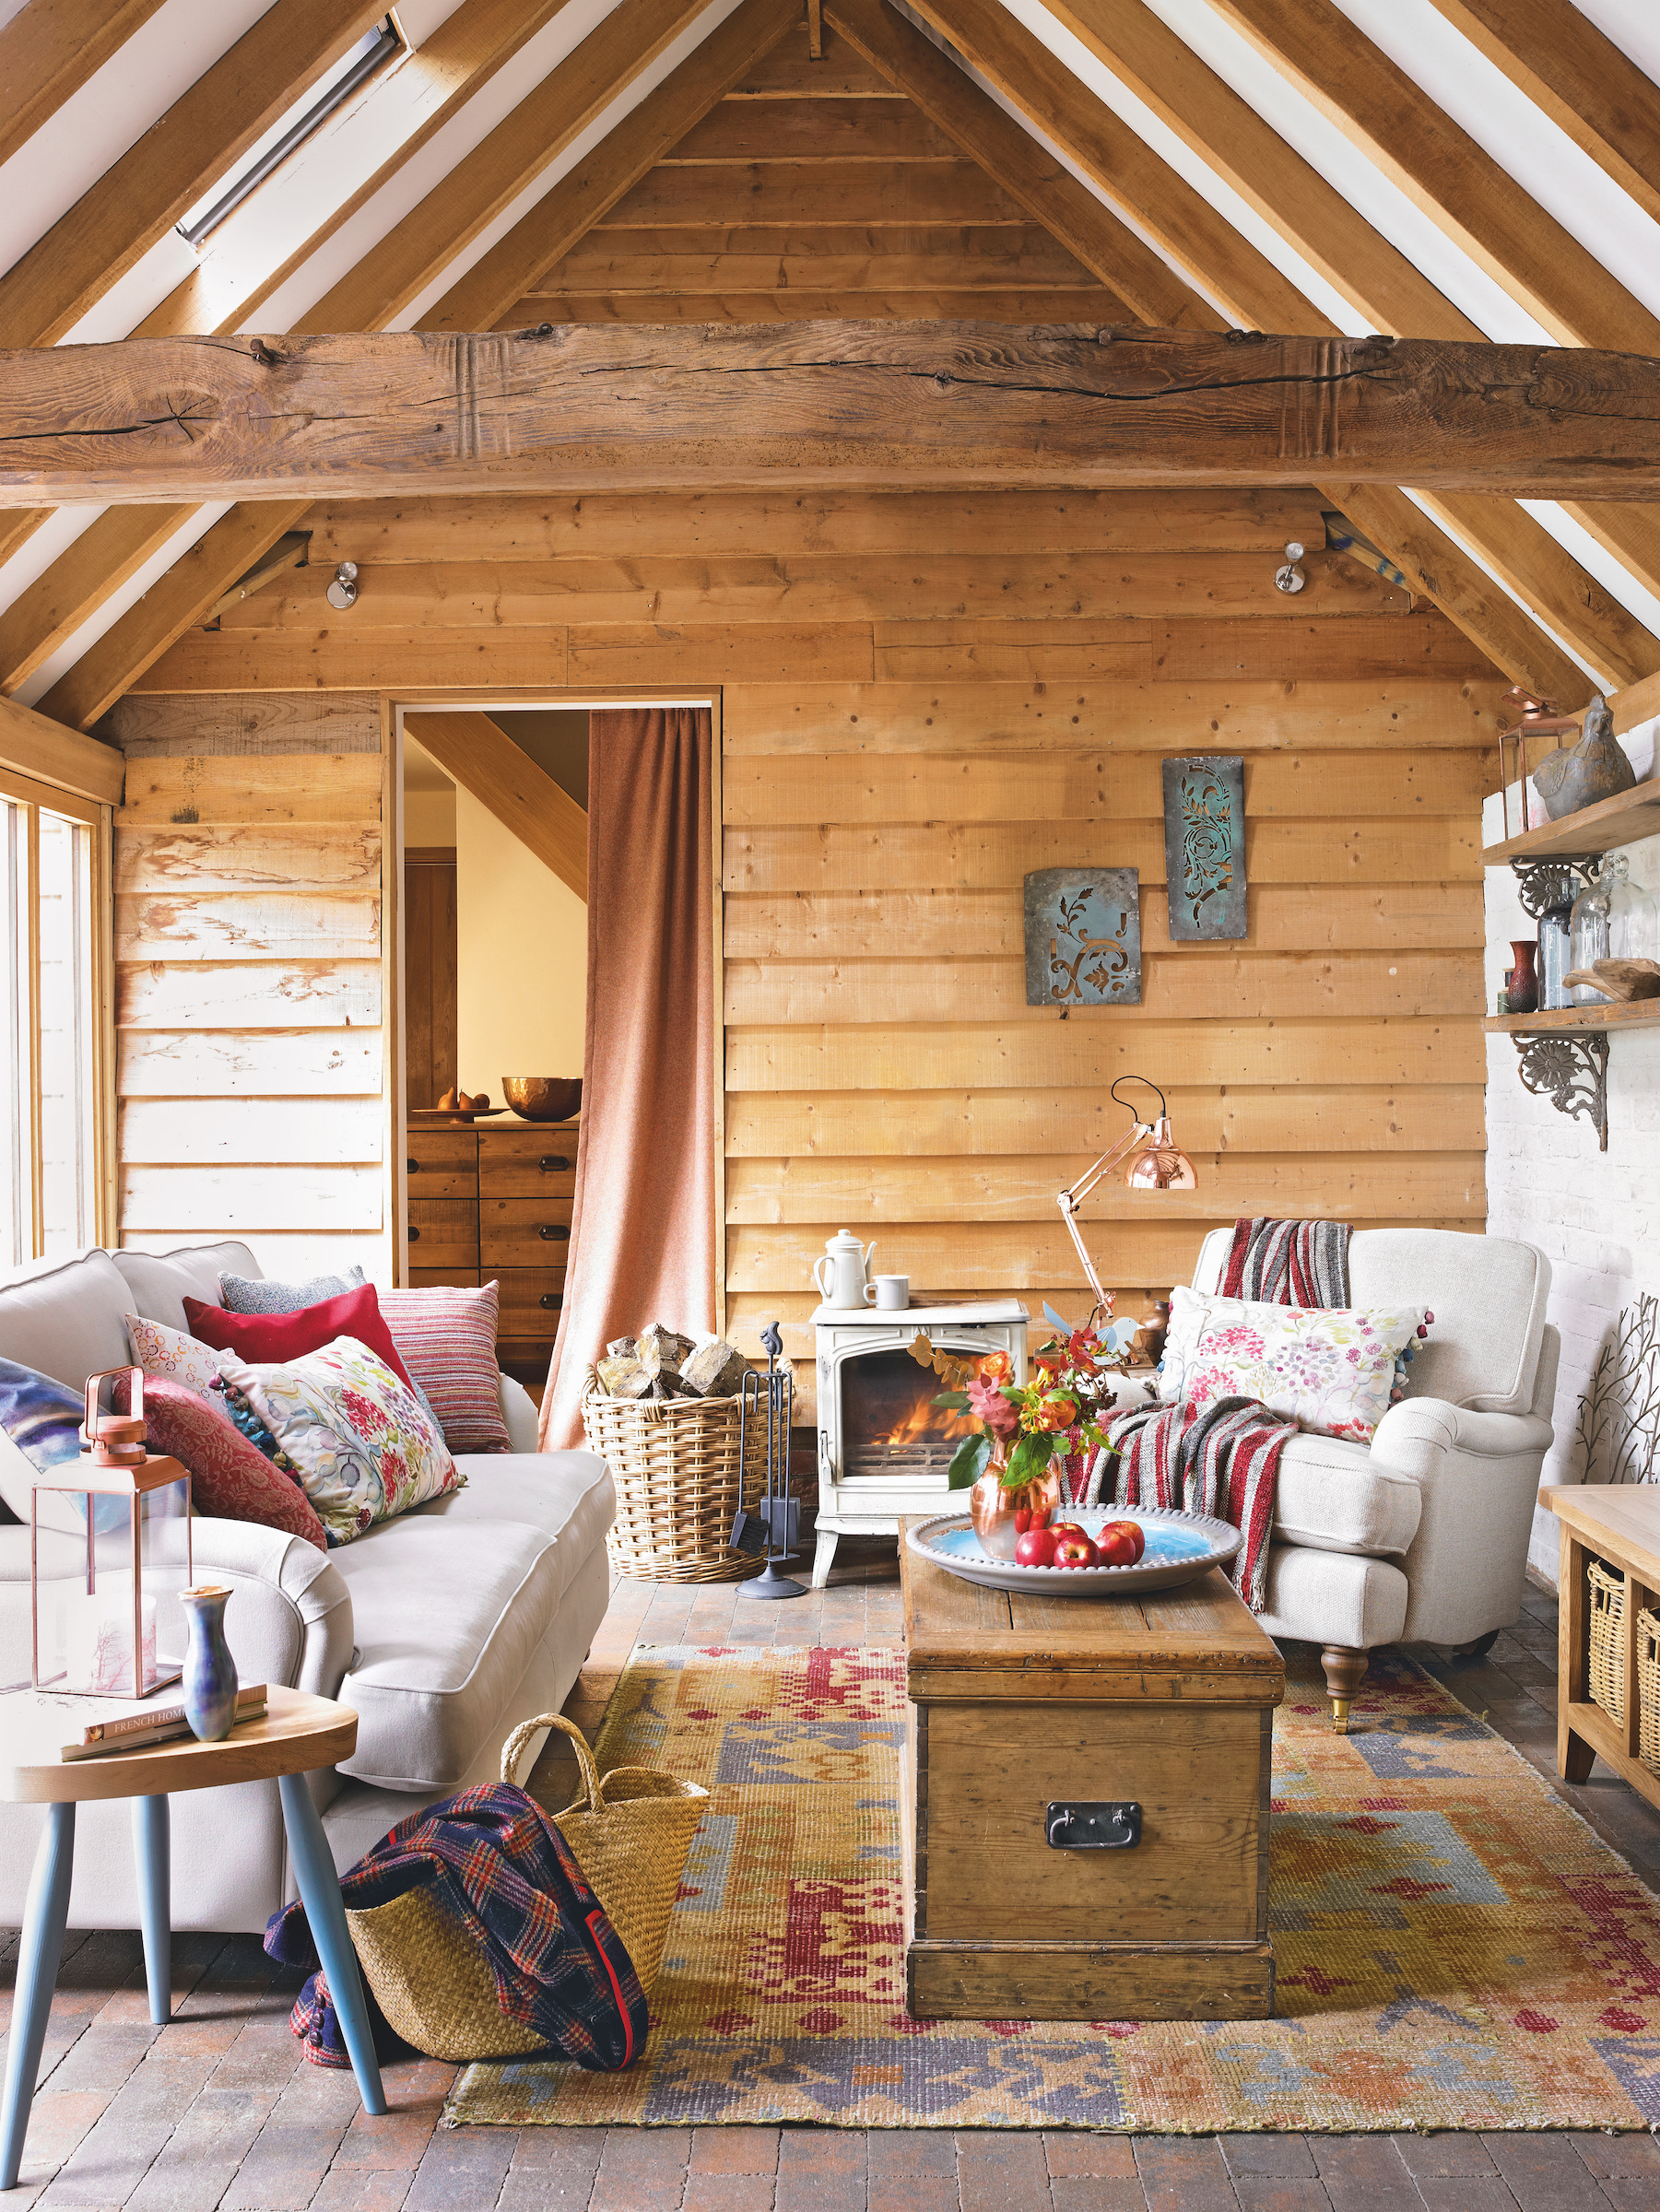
[1025,0,1660,691]
[0,0,387,350]
[406,710,587,901]
[0,0,170,173]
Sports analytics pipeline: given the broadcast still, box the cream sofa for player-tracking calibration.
[0,1241,615,1933]
[1181,1227,1558,1728]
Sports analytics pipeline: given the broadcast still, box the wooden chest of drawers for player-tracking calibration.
[406,1119,580,1376]
[898,1521,1283,2022]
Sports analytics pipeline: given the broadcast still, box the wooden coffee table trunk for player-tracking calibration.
[899,1521,1285,2021]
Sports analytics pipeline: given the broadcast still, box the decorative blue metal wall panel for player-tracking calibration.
[1162,755,1247,940]
[1023,867,1141,1006]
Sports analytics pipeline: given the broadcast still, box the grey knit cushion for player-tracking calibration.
[218,1266,367,1316]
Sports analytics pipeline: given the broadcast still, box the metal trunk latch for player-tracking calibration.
[1045,1801,1142,1850]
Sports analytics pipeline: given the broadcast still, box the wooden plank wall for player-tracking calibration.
[129,488,1501,1408]
[104,692,390,1284]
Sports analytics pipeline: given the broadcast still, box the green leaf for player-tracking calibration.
[930,1391,971,1411]
[947,1431,992,1490]
[1004,1430,1056,1487]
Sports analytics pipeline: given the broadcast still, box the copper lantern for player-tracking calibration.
[30,1368,192,1700]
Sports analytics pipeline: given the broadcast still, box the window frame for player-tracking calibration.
[0,765,114,1261]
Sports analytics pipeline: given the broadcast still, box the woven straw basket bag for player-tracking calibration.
[344,1713,707,2062]
[582,1367,766,1583]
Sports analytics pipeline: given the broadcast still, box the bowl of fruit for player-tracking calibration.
[904,1501,1241,1596]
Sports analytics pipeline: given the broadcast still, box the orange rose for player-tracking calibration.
[977,1350,1013,1384]
[1034,1395,1077,1432]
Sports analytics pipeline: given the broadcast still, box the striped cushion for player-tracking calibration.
[378,1282,511,1453]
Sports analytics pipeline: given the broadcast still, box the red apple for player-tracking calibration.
[1015,1527,1057,1568]
[1053,1533,1100,1568]
[1050,1521,1087,1546]
[1098,1518,1146,1566]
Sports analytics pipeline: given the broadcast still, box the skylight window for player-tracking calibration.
[176,15,405,249]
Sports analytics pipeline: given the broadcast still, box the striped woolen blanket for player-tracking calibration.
[1221,1215,1351,1307]
[1088,1395,1289,1612]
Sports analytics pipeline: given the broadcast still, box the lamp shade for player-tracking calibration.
[1124,1115,1197,1192]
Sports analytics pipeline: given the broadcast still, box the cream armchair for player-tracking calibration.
[1182,1227,1559,1730]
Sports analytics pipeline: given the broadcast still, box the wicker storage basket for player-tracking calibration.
[344,1712,707,2062]
[1639,1606,1660,1775]
[582,1367,765,1582]
[1588,1556,1628,1724]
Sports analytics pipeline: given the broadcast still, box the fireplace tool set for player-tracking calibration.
[731,1322,805,1598]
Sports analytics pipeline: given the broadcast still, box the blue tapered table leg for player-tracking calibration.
[1,1801,76,2192]
[132,1795,171,2026]
[277,1771,386,2115]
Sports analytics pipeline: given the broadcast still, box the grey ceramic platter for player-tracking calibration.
[904,1502,1242,1597]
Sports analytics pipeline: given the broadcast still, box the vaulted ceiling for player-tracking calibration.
[1,0,1657,727]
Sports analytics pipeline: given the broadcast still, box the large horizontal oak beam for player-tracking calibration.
[3,324,1659,503]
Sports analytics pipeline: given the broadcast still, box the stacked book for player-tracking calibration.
[59,1683,267,1761]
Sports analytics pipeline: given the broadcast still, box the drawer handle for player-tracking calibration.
[407,1225,420,1242]
[1046,1801,1141,1851]
[539,1155,571,1173]
[539,1293,563,1312]
[537,1223,570,1242]
[406,1158,419,1175]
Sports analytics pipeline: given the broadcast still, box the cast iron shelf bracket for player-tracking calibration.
[1510,854,1598,919]
[1510,1029,1609,1150]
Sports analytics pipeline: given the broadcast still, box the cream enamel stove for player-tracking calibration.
[810,1300,1028,1588]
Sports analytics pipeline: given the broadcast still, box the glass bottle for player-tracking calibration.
[1605,853,1658,964]
[1538,910,1572,1009]
[1569,866,1613,1003]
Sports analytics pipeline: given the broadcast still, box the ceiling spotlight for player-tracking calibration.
[1274,540,1307,594]
[327,561,359,610]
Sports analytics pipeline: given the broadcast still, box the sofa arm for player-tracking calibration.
[500,1371,541,1453]
[1368,1396,1554,1645]
[187,1518,354,1700]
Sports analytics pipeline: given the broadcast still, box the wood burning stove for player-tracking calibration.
[811,1300,1028,1587]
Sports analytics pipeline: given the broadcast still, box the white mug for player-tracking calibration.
[865,1274,910,1311]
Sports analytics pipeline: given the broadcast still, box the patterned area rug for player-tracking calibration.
[445,1643,1660,2132]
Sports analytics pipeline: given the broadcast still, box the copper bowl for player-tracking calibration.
[501,1077,583,1123]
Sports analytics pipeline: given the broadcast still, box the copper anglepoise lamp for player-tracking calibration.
[1055,1076,1196,1313]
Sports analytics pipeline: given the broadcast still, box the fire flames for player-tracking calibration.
[876,1390,975,1448]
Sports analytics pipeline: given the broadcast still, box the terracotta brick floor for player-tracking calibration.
[6,1543,1660,2208]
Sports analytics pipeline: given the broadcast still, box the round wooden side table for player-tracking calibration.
[0,1685,386,2192]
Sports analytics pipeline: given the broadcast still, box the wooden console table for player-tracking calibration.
[1542,1484,1660,1810]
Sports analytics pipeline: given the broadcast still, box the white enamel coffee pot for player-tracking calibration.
[812,1229,876,1310]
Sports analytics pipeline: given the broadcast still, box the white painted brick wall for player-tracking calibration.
[1482,717,1660,1583]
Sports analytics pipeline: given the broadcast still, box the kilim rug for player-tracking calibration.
[444,1642,1660,2132]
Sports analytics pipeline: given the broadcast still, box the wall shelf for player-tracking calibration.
[1482,1005,1660,1153]
[1484,775,1660,863]
[1482,1003,1660,1036]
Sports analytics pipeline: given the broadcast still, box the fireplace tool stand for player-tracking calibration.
[733,1323,805,1599]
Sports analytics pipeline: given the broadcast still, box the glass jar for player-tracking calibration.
[1605,853,1658,963]
[1569,867,1613,1003]
[1538,910,1573,1010]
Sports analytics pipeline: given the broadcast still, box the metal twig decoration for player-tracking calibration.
[1575,1294,1660,1487]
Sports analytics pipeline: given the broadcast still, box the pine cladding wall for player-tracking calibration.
[130,486,1501,1394]
[106,692,391,1287]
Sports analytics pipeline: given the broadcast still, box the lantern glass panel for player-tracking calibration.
[33,1477,192,1700]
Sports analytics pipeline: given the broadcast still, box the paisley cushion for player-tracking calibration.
[139,1377,328,1548]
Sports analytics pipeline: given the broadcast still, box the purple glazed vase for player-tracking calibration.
[180,1585,238,1742]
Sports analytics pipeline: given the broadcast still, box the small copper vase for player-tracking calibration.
[970,1453,1064,1560]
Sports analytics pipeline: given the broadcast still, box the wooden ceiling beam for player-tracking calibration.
[0,505,188,696]
[1422,0,1660,232]
[0,0,171,173]
[419,0,802,333]
[35,503,312,734]
[5,324,1657,506]
[1203,0,1660,610]
[1034,0,1660,690]
[405,710,587,902]
[908,0,1596,701]
[823,0,1192,327]
[0,0,387,350]
[0,690,124,806]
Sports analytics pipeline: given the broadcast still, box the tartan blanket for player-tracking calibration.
[1222,1216,1351,1307]
[265,1782,646,2073]
[1088,1394,1293,1613]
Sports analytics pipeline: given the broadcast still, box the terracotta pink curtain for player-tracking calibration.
[538,706,716,1450]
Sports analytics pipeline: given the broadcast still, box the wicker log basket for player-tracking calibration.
[343,1712,707,2062]
[582,1365,767,1582]
[1588,1556,1629,1724]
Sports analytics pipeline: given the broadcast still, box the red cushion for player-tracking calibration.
[138,1378,328,1549]
[183,1284,418,1394]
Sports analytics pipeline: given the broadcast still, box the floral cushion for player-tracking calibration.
[377,1281,510,1453]
[124,1313,223,1398]
[1159,1287,1430,1443]
[219,1266,366,1315]
[138,1377,328,1548]
[214,1335,463,1546]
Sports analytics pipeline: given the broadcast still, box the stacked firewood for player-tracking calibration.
[594,1323,749,1402]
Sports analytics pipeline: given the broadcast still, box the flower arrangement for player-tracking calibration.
[934,1301,1139,1491]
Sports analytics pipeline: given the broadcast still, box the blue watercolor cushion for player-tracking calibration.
[0,1357,126,1532]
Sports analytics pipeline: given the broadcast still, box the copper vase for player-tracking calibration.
[970,1454,1064,1560]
